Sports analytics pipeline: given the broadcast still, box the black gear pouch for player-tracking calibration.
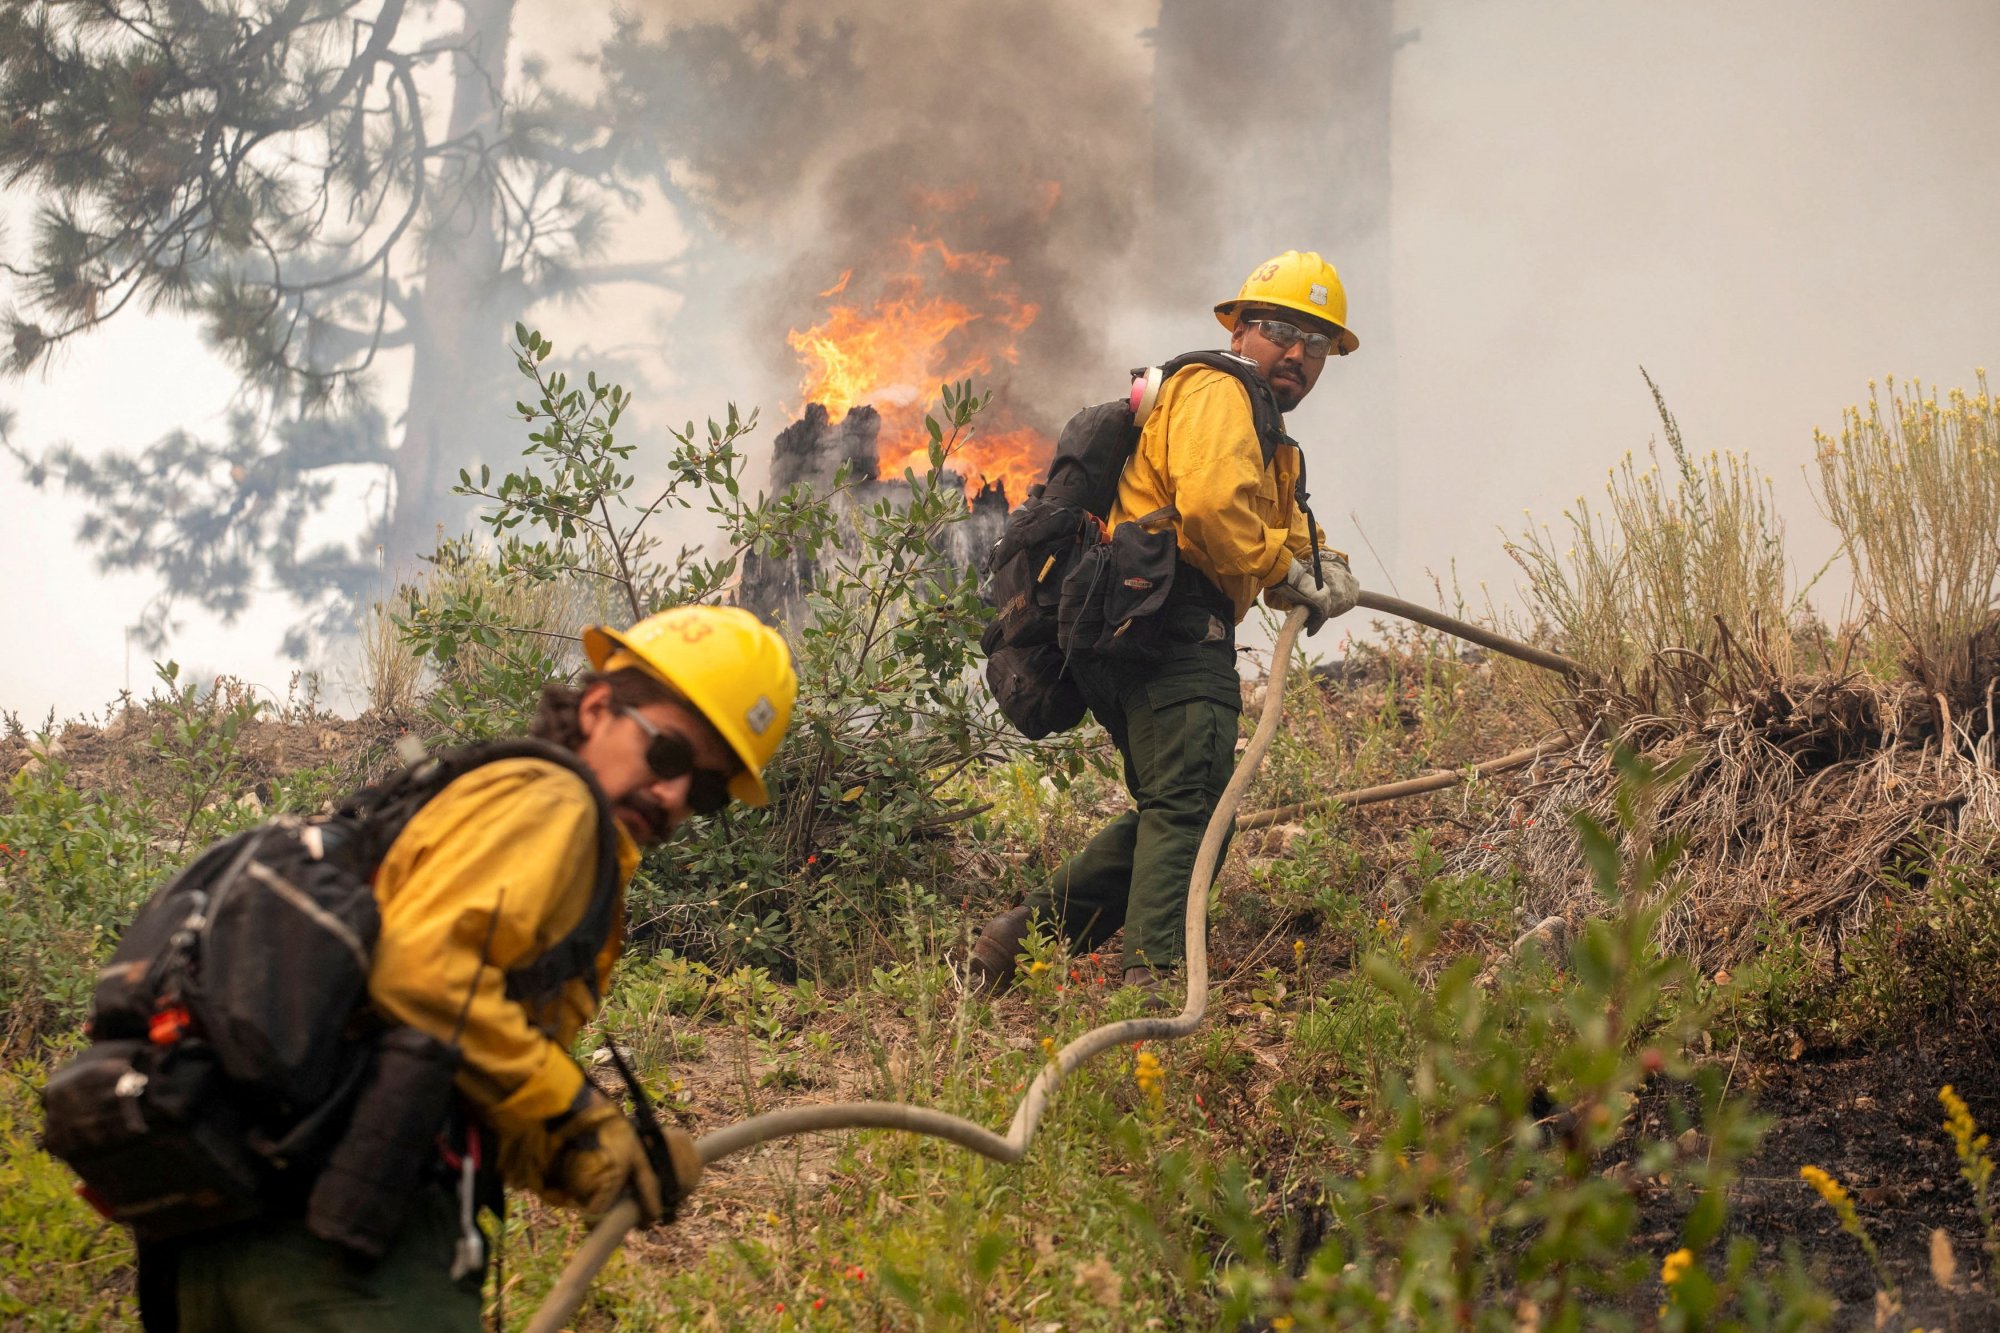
[983,642,1088,740]
[40,1039,265,1243]
[1058,508,1181,663]
[1095,517,1179,659]
[980,493,1094,653]
[1056,540,1111,663]
[305,1026,461,1260]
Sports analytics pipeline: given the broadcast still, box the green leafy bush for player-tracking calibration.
[1729,845,2000,1049]
[1216,753,1832,1331]
[398,328,1022,972]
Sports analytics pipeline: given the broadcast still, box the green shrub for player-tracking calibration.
[1216,752,1832,1330]
[397,328,1036,974]
[0,663,291,1055]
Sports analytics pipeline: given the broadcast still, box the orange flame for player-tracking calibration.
[788,220,1053,504]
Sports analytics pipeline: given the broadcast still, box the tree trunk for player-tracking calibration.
[385,0,522,578]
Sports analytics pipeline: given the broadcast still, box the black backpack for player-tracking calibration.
[40,738,622,1244]
[979,351,1312,738]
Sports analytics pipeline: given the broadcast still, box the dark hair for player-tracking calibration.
[532,668,677,751]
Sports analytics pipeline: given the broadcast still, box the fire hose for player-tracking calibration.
[527,599,1578,1331]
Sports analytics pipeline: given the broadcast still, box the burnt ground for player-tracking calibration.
[1625,1030,2000,1328]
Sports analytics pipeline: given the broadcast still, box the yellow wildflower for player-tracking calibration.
[1941,1086,1990,1156]
[1134,1048,1165,1104]
[1271,1318,1296,1331]
[1800,1164,1851,1211]
[1026,960,1051,977]
[1040,1036,1058,1064]
[1660,1247,1694,1286]
[1800,1162,1893,1296]
[1940,1085,1995,1198]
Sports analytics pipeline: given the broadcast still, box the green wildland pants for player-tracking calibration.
[151,1184,483,1332]
[1026,629,1242,972]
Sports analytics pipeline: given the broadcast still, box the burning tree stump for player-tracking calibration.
[737,403,1012,629]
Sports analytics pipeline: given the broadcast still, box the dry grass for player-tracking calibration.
[360,594,422,717]
[1470,371,2000,968]
[1507,373,1805,724]
[404,535,617,683]
[1453,671,2000,970]
[1814,371,2000,705]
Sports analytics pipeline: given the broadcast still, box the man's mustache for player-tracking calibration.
[620,793,670,841]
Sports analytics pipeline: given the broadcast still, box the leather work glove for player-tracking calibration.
[542,1086,668,1223]
[1266,549,1361,635]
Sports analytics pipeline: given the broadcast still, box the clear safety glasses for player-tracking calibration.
[1243,317,1337,359]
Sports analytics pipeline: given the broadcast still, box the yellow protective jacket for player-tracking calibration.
[367,756,640,1188]
[1106,365,1314,623]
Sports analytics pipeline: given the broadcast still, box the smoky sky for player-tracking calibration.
[11,0,2000,720]
[640,0,1158,434]
[634,0,1403,557]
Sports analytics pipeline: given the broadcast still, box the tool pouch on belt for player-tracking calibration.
[40,1038,265,1244]
[305,1026,463,1261]
[1057,507,1180,663]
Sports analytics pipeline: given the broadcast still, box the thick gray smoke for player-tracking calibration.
[640,0,1401,548]
[640,0,1157,453]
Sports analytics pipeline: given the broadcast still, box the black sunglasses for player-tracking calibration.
[620,707,734,815]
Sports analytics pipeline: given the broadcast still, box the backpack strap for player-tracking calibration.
[1145,350,1296,469]
[1152,350,1326,574]
[343,738,625,1010]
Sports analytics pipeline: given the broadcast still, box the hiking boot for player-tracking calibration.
[1122,965,1178,1013]
[968,905,1032,997]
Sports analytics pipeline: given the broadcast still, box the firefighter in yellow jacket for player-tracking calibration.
[162,605,796,1331]
[971,251,1362,998]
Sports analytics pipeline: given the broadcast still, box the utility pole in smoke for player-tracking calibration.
[1148,0,1400,586]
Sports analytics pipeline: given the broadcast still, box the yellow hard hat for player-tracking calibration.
[582,606,797,807]
[1214,250,1360,355]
